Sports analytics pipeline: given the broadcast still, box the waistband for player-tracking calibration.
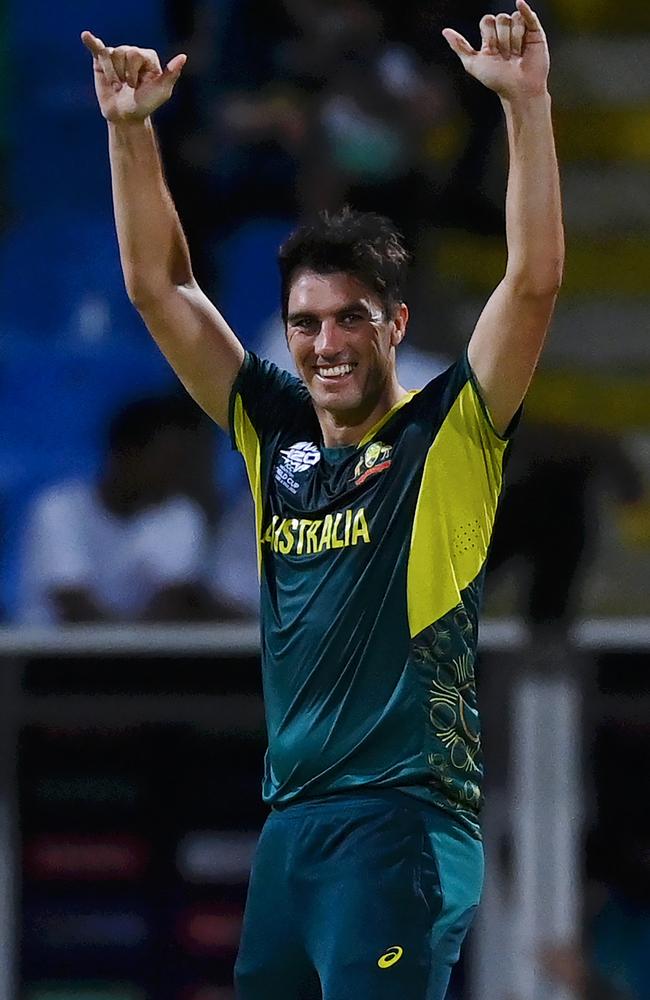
[270,786,439,816]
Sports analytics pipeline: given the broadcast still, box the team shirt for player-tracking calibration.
[229,350,516,838]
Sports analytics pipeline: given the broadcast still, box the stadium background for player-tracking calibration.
[0,0,648,998]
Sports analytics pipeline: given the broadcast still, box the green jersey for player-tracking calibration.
[229,350,515,837]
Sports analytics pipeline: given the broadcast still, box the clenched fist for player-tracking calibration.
[81,30,187,122]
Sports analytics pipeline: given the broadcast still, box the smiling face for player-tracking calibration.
[286,270,408,427]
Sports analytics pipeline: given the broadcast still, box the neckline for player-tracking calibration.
[320,443,358,461]
[316,390,419,456]
[319,390,418,455]
[357,389,418,447]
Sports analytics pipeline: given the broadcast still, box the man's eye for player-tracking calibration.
[293,318,316,331]
[341,313,363,324]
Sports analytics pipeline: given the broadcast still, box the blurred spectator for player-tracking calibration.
[161,0,449,271]
[384,0,552,233]
[208,486,260,617]
[542,720,650,1000]
[411,0,507,234]
[542,939,635,999]
[207,0,518,240]
[588,721,650,1000]
[156,0,516,356]
[18,395,247,624]
[159,0,302,290]
[276,0,446,247]
[487,421,644,633]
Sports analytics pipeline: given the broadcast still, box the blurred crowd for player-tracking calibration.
[160,0,508,279]
[3,0,642,637]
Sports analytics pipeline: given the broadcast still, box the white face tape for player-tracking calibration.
[363,298,386,329]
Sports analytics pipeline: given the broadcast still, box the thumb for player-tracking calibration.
[442,28,476,64]
[164,53,187,80]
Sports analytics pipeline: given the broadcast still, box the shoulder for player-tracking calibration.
[229,350,317,449]
[401,350,519,446]
[403,355,468,420]
[412,350,520,448]
[232,351,310,406]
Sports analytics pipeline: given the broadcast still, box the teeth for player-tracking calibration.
[318,364,354,377]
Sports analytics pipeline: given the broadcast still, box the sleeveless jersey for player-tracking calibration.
[229,350,516,838]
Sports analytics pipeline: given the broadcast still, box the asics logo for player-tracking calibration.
[377,945,403,968]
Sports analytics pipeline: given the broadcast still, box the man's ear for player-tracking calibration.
[390,302,409,348]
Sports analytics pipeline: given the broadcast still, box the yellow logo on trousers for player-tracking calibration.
[378,945,403,968]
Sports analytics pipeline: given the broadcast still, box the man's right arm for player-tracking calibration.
[83,33,244,430]
[109,118,244,429]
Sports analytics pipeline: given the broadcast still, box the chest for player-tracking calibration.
[274,434,415,511]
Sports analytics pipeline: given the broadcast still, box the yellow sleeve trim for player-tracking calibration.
[357,390,419,448]
[407,381,509,637]
[233,394,263,578]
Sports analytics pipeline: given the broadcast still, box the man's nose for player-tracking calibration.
[314,319,344,356]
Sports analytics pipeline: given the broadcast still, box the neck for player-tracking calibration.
[316,374,408,448]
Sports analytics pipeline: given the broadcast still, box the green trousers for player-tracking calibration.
[234,789,483,999]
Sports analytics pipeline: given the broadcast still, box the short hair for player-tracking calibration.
[278,207,410,324]
[107,394,205,455]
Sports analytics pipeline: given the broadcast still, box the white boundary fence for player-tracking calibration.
[0,618,648,1000]
[2,617,649,656]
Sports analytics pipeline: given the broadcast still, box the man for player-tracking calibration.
[82,2,563,996]
[20,395,224,624]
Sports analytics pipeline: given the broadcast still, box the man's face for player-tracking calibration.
[286,270,407,419]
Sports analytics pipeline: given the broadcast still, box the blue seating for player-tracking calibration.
[8,0,169,212]
[0,212,140,338]
[212,219,295,348]
[8,0,168,62]
[10,111,112,213]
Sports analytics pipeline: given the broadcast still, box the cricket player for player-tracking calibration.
[82,3,563,995]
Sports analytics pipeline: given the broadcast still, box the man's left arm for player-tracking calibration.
[444,1,564,436]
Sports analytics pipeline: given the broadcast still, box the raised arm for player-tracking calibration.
[443,1,564,436]
[81,31,244,430]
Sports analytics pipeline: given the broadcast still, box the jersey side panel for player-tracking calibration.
[228,351,319,574]
[407,379,510,638]
[232,393,264,577]
[402,361,516,833]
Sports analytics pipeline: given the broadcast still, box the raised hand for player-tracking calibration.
[81,31,187,122]
[442,0,549,100]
